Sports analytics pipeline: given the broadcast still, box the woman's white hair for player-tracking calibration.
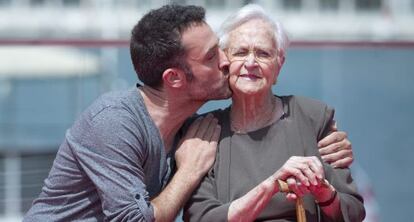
[218,4,289,55]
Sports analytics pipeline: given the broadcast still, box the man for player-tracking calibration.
[24,5,352,221]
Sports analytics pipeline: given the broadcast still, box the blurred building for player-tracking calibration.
[0,0,414,40]
[0,46,102,221]
[1,0,414,221]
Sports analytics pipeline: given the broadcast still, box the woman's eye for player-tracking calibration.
[256,50,271,58]
[232,50,248,57]
[208,52,217,60]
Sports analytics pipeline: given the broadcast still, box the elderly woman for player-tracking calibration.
[184,4,365,222]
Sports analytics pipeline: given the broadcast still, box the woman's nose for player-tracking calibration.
[244,52,258,68]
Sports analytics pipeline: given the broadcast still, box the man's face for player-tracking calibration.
[181,22,232,102]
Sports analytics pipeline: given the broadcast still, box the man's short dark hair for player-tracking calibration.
[130,4,206,88]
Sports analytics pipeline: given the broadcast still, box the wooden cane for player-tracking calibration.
[277,179,332,222]
[277,179,307,222]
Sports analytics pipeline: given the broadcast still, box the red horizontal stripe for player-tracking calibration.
[0,39,129,47]
[291,40,414,48]
[1,39,414,48]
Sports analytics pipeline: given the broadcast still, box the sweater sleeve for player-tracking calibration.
[71,107,155,221]
[323,165,366,222]
[183,154,230,222]
[317,103,366,222]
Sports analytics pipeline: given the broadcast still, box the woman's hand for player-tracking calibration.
[309,179,337,205]
[272,156,326,200]
[273,156,337,204]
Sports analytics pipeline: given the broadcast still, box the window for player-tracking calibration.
[21,153,57,212]
[282,0,302,11]
[0,152,56,215]
[0,0,11,7]
[320,0,339,11]
[170,0,187,5]
[62,0,80,7]
[30,0,46,7]
[206,0,225,7]
[0,155,4,215]
[412,0,414,12]
[243,0,254,5]
[356,0,382,11]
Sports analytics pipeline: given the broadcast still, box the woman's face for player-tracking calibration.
[226,19,281,96]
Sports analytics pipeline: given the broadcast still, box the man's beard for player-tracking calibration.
[184,65,232,102]
[188,78,232,103]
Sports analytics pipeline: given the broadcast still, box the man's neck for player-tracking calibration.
[139,85,203,151]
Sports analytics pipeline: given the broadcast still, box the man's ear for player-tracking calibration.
[162,68,187,88]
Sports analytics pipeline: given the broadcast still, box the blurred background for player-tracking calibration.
[1,0,413,221]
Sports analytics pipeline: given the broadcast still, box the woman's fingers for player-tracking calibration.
[278,164,309,187]
[275,156,325,191]
[286,192,297,202]
[295,161,318,186]
[286,177,309,198]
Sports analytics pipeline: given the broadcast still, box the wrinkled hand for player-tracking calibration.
[318,121,353,168]
[272,156,325,201]
[175,114,221,179]
[309,179,336,204]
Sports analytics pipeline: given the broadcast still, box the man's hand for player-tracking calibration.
[152,114,221,221]
[175,114,221,180]
[318,120,353,168]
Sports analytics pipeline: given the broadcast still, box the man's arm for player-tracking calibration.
[151,114,221,222]
[74,110,219,221]
[316,111,365,221]
[73,108,157,221]
[318,120,354,168]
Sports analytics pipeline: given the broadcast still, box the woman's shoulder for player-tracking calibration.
[187,107,231,127]
[279,95,327,107]
[279,95,334,139]
[278,95,330,115]
[206,107,231,123]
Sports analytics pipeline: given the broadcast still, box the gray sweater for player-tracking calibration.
[24,86,174,221]
[184,96,365,222]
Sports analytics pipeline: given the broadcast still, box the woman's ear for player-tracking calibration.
[273,52,285,85]
[162,68,187,89]
[280,55,285,66]
[277,50,286,67]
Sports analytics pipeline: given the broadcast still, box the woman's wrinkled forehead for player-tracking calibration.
[227,19,276,49]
